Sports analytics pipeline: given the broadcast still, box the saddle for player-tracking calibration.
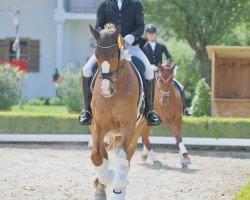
[90,56,146,121]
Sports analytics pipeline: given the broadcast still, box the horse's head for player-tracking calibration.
[89,24,125,98]
[157,62,176,106]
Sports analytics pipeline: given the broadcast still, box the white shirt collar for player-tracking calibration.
[149,41,156,51]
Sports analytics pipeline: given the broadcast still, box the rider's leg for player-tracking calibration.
[173,79,192,116]
[128,45,161,126]
[79,55,96,125]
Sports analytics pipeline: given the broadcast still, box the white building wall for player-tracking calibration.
[0,0,57,99]
[0,0,96,99]
[63,20,95,69]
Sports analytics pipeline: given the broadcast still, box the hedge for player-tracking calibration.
[0,112,249,138]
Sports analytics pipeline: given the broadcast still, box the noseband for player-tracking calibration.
[95,43,121,83]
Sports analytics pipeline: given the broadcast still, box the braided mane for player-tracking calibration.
[104,23,123,50]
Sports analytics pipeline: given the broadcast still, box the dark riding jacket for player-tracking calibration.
[142,41,173,66]
[95,0,145,46]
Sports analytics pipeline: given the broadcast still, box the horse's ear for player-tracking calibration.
[89,24,100,40]
[113,25,121,41]
[170,64,176,71]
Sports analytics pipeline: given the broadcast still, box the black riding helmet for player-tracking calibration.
[145,24,157,34]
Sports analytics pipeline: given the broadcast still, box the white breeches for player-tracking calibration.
[82,45,154,80]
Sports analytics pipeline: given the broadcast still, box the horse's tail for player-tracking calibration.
[106,135,123,151]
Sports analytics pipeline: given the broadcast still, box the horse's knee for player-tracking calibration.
[91,151,102,166]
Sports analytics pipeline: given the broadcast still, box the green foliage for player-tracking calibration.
[49,97,65,106]
[153,117,250,138]
[191,78,211,117]
[0,64,26,110]
[0,112,250,138]
[143,0,249,82]
[0,112,88,134]
[11,105,67,114]
[233,179,250,200]
[55,66,82,112]
[24,97,65,106]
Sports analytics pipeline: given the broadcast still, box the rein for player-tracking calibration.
[95,43,121,83]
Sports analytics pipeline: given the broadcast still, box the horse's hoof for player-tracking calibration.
[141,154,148,161]
[154,160,162,166]
[181,158,191,166]
[95,192,107,200]
[93,177,107,200]
[110,189,126,200]
[181,164,189,172]
[180,154,191,166]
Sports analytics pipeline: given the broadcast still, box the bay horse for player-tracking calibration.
[89,24,146,200]
[140,63,191,168]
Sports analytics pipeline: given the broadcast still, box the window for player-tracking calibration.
[0,38,40,72]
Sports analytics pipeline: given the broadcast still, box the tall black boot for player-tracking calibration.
[173,80,192,116]
[145,79,161,126]
[79,76,92,125]
[181,88,192,116]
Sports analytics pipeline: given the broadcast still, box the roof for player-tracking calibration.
[206,46,250,59]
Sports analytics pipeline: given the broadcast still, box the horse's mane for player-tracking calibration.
[104,23,123,50]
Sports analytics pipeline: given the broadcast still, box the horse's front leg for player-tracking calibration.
[164,118,191,167]
[141,126,159,164]
[110,128,137,200]
[91,125,114,200]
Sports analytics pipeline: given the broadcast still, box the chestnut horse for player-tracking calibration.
[89,24,146,200]
[140,63,191,168]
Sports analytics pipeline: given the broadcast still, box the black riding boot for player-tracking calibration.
[173,80,192,116]
[145,79,161,126]
[181,89,192,116]
[79,76,92,125]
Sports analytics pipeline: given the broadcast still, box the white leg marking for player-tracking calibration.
[148,149,158,162]
[179,142,188,154]
[142,144,149,156]
[100,61,111,96]
[94,159,114,186]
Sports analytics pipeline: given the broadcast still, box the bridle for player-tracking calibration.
[95,42,121,83]
[157,70,174,100]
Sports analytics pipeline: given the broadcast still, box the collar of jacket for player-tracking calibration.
[110,0,131,12]
[146,41,159,52]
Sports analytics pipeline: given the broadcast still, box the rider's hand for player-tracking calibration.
[123,35,135,45]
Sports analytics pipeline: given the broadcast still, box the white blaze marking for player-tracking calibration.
[101,61,111,96]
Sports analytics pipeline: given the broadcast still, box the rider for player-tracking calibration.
[79,0,161,125]
[142,24,192,116]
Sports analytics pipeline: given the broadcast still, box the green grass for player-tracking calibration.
[234,180,250,200]
[11,105,69,114]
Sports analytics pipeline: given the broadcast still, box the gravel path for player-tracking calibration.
[0,143,249,200]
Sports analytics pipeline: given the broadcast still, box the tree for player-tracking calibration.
[191,78,211,117]
[143,0,248,84]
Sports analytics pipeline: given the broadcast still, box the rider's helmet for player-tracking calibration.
[145,24,157,34]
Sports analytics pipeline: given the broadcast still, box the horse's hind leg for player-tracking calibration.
[91,126,114,200]
[141,126,159,164]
